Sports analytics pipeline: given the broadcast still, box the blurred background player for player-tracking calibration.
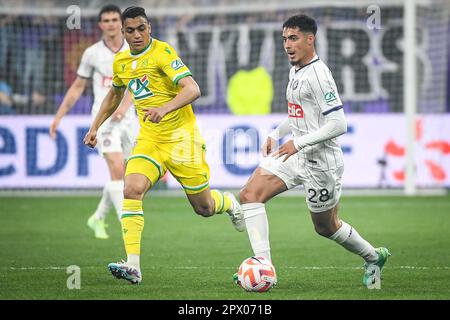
[83,6,245,284]
[236,14,390,289]
[50,4,135,239]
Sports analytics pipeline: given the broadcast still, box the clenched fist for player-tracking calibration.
[83,130,98,148]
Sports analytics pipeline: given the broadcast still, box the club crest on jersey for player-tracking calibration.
[288,102,304,118]
[128,74,154,100]
[171,59,185,71]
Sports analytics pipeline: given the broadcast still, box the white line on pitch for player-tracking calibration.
[5,266,450,271]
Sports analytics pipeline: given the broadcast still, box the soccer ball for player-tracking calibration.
[236,256,277,292]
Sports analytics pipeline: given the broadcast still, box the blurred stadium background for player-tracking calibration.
[0,0,449,193]
[1,0,450,300]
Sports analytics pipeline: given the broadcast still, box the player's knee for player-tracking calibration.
[123,184,146,200]
[113,163,125,176]
[239,186,262,203]
[193,205,214,217]
[110,167,124,180]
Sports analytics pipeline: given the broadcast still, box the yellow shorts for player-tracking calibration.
[125,134,210,194]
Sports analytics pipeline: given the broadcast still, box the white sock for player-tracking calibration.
[94,185,111,220]
[242,203,271,262]
[107,180,124,220]
[127,254,140,269]
[329,220,378,263]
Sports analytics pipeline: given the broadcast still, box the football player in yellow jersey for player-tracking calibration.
[83,6,244,284]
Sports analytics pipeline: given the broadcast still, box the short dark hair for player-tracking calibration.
[121,6,149,24]
[282,14,317,35]
[98,4,122,22]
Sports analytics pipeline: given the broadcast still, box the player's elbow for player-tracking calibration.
[180,77,201,101]
[331,122,347,139]
[330,115,347,137]
[73,77,87,91]
[339,120,347,135]
[192,83,201,100]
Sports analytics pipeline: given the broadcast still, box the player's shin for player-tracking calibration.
[121,199,145,269]
[242,203,271,261]
[329,220,378,263]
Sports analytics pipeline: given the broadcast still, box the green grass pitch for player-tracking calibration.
[1,194,449,300]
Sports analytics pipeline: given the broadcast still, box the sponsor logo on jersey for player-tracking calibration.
[128,74,154,100]
[171,59,185,71]
[102,76,113,87]
[288,102,304,118]
[324,91,337,104]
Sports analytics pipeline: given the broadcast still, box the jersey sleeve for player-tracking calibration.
[77,47,94,79]
[293,108,347,150]
[157,44,192,85]
[112,56,125,88]
[308,65,343,115]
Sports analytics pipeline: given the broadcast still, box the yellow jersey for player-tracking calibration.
[112,38,197,142]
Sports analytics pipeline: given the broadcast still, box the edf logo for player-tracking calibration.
[0,126,96,177]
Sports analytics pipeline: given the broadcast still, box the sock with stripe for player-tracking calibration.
[211,189,232,214]
[329,220,378,263]
[211,189,233,214]
[121,199,144,269]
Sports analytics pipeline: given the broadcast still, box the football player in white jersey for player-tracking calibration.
[50,5,136,239]
[235,15,390,289]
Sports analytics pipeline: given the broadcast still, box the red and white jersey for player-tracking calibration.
[286,54,344,170]
[77,39,134,120]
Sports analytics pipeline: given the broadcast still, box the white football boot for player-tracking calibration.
[224,192,246,232]
[108,260,142,284]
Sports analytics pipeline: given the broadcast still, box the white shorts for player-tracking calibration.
[96,119,134,158]
[259,154,344,213]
